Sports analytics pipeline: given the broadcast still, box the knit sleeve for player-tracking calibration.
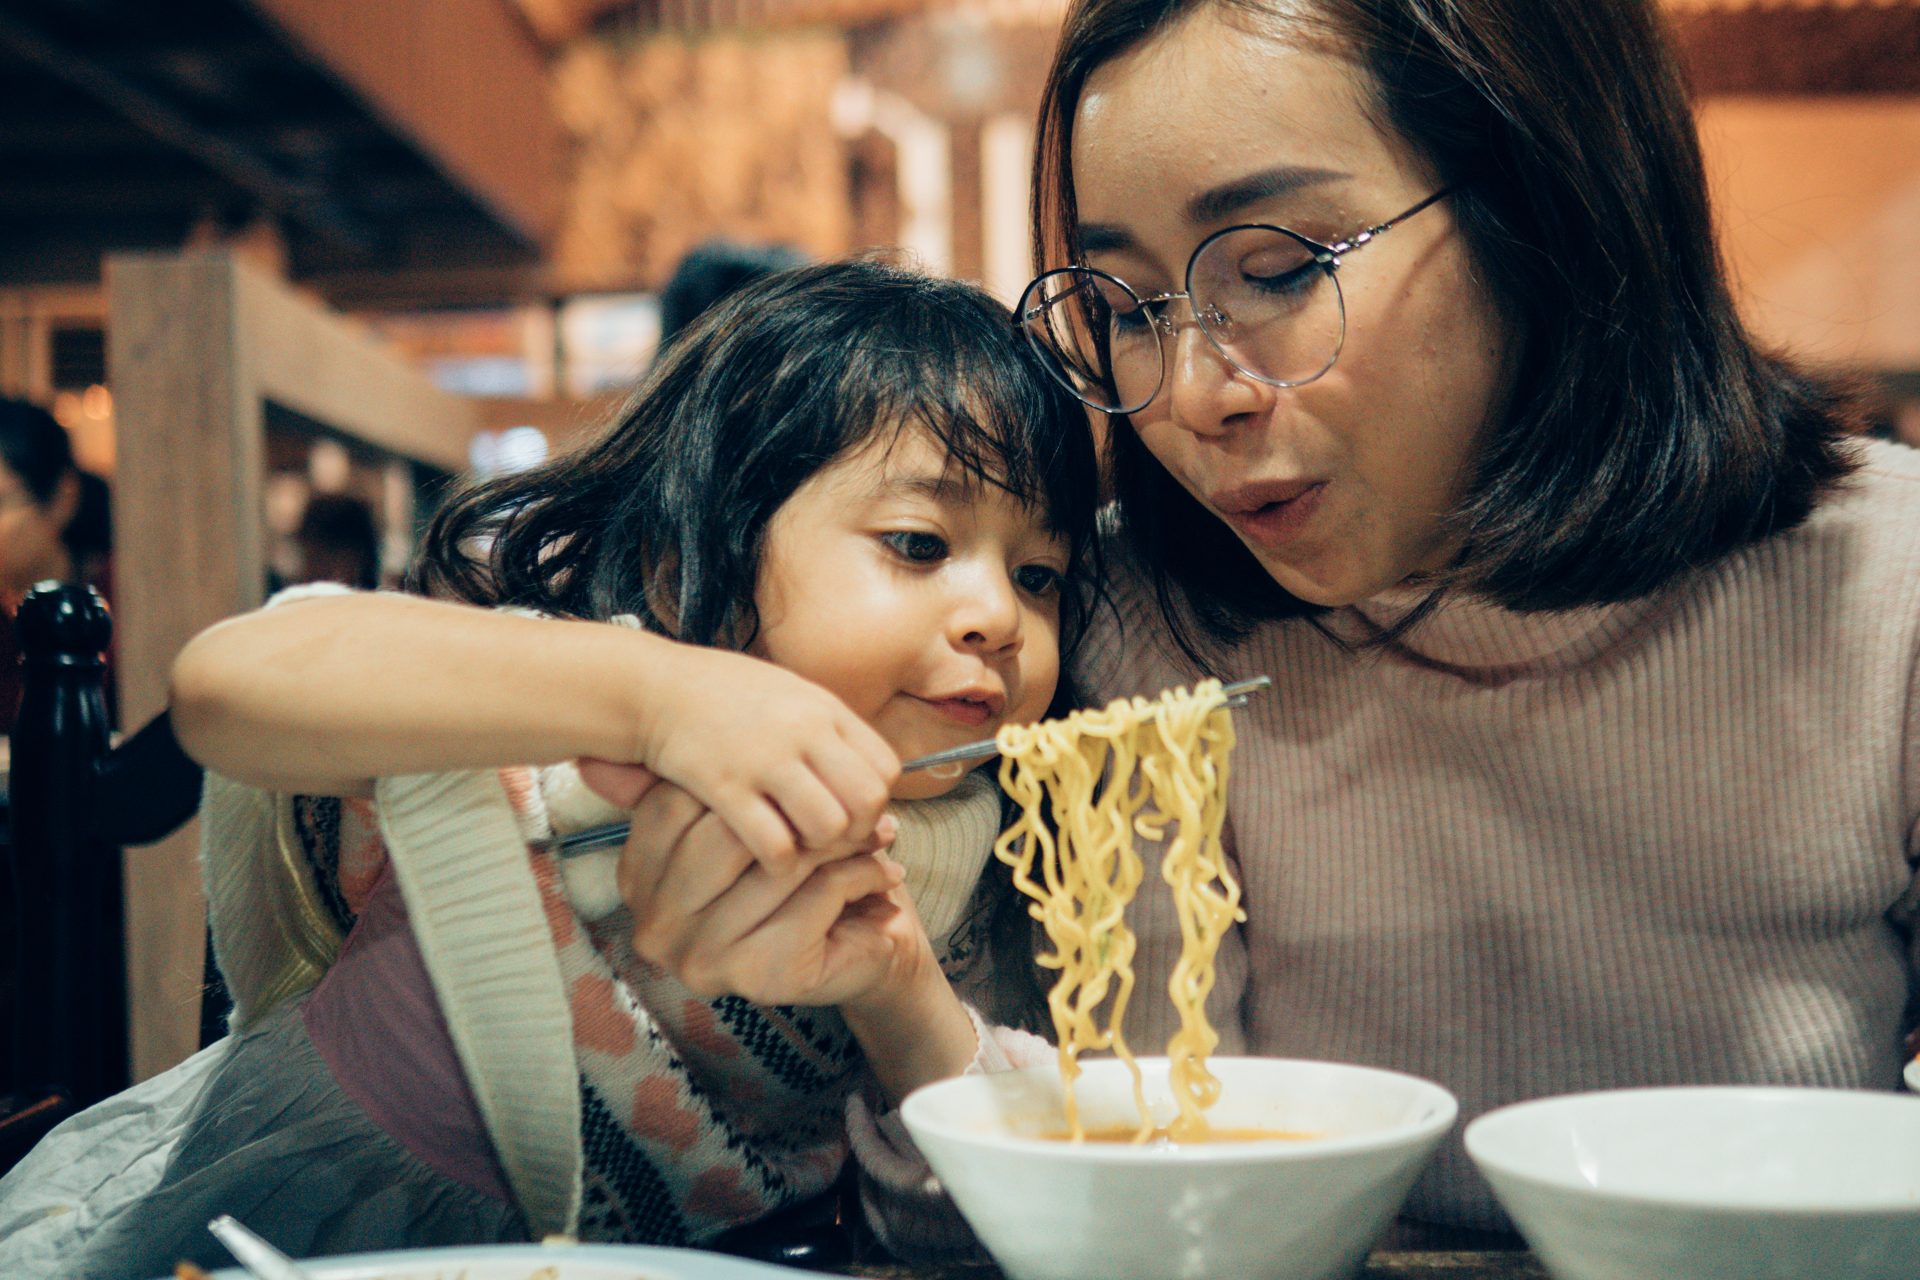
[538,862,877,1245]
[845,1010,1055,1265]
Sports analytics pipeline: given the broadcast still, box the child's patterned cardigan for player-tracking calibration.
[197,748,1003,1245]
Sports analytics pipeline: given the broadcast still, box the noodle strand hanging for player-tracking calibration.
[991,679,1244,1143]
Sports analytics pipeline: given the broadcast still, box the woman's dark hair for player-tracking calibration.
[415,258,1102,669]
[1033,0,1862,658]
[0,397,112,566]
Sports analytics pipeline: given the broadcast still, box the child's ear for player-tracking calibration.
[642,547,682,634]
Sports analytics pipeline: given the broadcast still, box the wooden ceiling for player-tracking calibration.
[0,0,558,286]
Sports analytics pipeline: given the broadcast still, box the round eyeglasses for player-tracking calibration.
[1018,189,1452,415]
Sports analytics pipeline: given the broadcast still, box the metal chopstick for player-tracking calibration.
[551,674,1271,860]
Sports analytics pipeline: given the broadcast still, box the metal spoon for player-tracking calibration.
[553,674,1272,860]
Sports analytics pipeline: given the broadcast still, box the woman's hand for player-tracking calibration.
[615,778,986,1101]
[627,645,901,870]
[618,780,919,1006]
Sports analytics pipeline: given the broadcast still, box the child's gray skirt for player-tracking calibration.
[0,998,526,1280]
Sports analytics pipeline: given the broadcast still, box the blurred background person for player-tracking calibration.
[291,493,383,591]
[653,238,807,361]
[0,398,113,736]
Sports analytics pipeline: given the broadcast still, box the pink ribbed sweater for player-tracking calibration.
[862,438,1920,1245]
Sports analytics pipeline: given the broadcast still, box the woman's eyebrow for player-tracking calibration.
[1079,165,1350,255]
[1185,165,1349,225]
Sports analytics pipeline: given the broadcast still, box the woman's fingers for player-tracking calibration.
[639,809,759,922]
[614,782,707,909]
[670,854,905,999]
[576,757,657,809]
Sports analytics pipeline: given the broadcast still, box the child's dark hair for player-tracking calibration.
[414,258,1102,666]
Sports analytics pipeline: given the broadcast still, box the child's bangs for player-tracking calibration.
[834,333,1090,546]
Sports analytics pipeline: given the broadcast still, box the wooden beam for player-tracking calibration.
[244,0,562,247]
[0,7,374,251]
[1672,6,1920,95]
[106,249,479,1078]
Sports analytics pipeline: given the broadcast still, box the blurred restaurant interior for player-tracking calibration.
[0,0,1917,1158]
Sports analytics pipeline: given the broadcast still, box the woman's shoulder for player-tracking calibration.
[1797,437,1920,555]
[1724,437,1920,637]
[1849,435,1920,491]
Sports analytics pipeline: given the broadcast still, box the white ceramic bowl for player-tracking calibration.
[900,1056,1457,1280]
[1465,1087,1920,1280]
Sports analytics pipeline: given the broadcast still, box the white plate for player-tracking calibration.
[1907,1057,1920,1093]
[162,1243,810,1280]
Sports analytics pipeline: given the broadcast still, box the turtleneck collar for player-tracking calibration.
[888,766,1004,952]
[1329,580,1664,681]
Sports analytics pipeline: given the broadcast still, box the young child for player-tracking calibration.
[0,259,1096,1277]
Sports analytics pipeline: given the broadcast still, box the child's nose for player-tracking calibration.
[953,576,1023,654]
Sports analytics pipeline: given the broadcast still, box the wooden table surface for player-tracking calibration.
[851,1252,1548,1279]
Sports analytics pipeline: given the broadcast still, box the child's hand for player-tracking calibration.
[617,780,925,1007]
[630,646,901,869]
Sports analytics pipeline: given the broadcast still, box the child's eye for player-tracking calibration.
[881,531,949,563]
[1014,564,1065,596]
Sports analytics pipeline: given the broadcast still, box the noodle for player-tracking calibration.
[992,679,1244,1143]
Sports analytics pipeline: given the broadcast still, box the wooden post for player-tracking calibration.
[106,249,477,1078]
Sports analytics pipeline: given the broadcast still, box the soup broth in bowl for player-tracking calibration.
[900,1056,1457,1280]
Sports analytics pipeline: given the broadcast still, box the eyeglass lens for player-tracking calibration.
[1020,225,1344,414]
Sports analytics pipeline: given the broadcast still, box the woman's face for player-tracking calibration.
[0,457,76,599]
[1070,8,1513,605]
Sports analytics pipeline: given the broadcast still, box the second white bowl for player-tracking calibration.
[1465,1086,1920,1280]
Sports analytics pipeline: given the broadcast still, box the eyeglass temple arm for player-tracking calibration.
[1326,187,1454,258]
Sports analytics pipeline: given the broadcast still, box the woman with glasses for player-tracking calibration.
[825,0,1920,1257]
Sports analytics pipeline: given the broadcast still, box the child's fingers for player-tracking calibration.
[764,758,854,851]
[838,716,903,792]
[713,787,803,868]
[804,736,895,839]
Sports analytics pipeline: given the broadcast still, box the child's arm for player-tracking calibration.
[171,592,898,864]
[615,779,983,1102]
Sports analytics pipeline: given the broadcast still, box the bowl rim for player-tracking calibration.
[1464,1085,1920,1216]
[900,1055,1459,1164]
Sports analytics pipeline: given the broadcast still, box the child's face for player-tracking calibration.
[752,426,1069,801]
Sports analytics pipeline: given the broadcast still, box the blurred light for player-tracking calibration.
[309,438,352,493]
[82,384,113,420]
[264,472,309,536]
[496,425,549,473]
[468,426,549,478]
